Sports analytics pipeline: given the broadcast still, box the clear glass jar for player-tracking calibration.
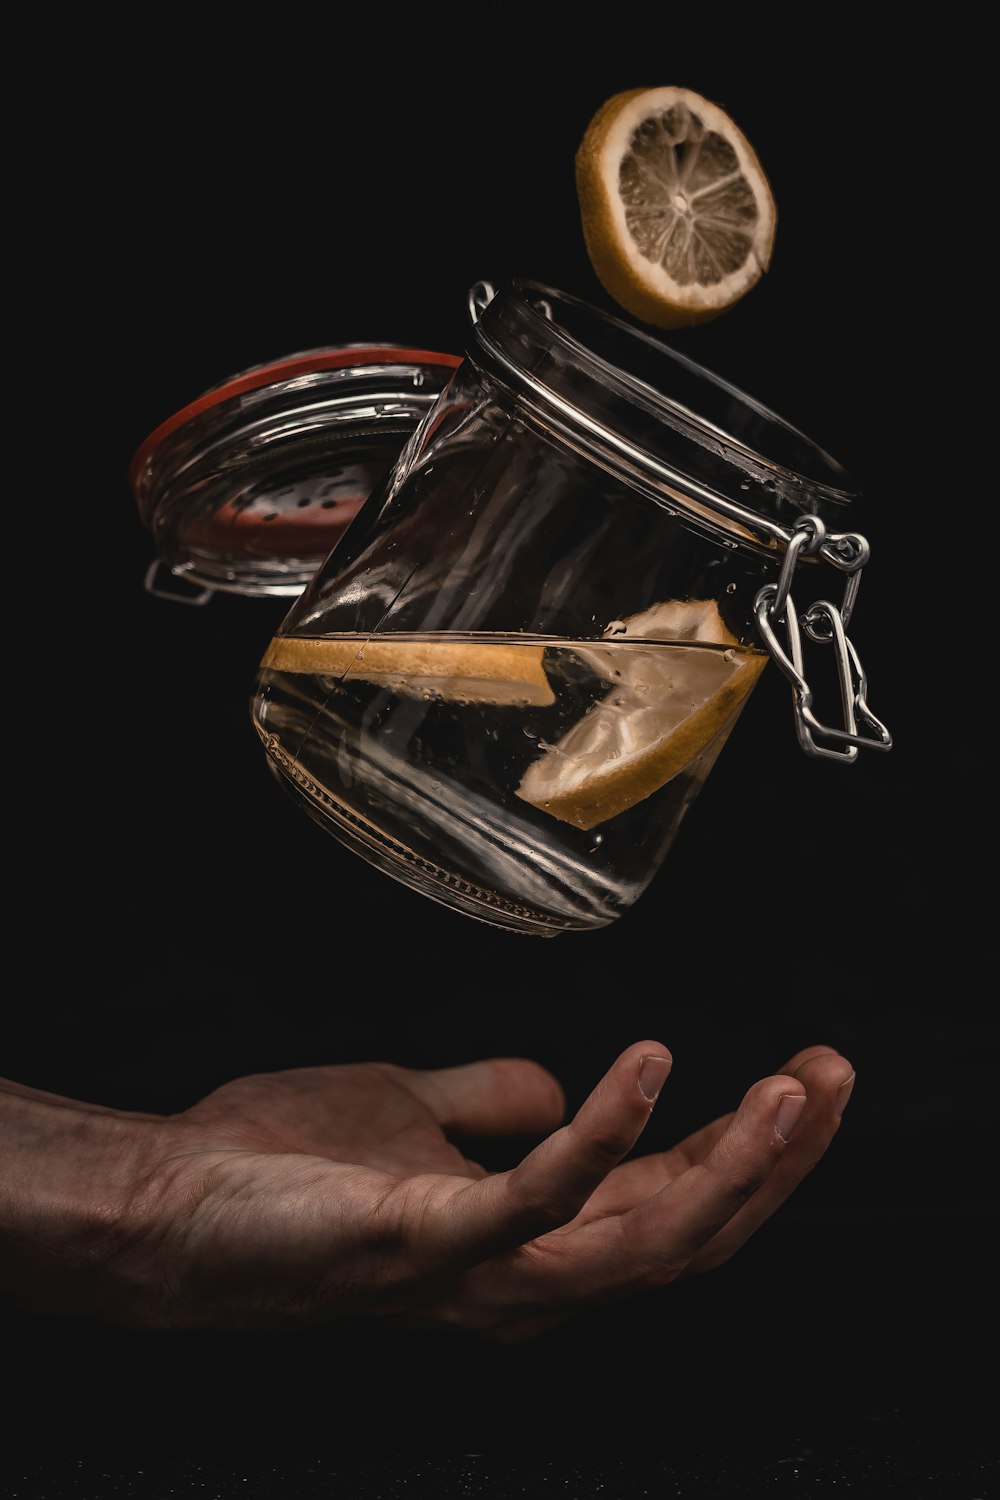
[130,344,461,599]
[251,280,890,936]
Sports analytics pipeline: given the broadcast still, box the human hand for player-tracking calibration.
[0,1042,854,1339]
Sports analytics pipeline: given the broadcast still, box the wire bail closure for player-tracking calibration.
[754,516,892,762]
[474,280,892,766]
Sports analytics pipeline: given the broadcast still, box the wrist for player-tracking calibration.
[0,1080,166,1323]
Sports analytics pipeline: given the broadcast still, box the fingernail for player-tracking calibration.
[774,1093,807,1144]
[638,1055,671,1105]
[835,1072,856,1117]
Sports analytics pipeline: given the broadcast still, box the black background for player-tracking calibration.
[5,6,995,1497]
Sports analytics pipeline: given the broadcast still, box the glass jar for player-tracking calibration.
[130,344,461,600]
[251,280,891,936]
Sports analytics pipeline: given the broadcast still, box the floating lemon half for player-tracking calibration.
[259,635,556,706]
[576,85,777,329]
[516,600,766,830]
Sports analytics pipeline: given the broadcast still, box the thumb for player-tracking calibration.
[402,1057,566,1138]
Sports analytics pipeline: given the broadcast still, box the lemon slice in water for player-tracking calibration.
[576,85,777,329]
[516,600,766,830]
[259,635,556,706]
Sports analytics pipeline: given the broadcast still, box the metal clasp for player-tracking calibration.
[143,560,214,606]
[467,279,553,326]
[467,280,497,325]
[754,516,892,762]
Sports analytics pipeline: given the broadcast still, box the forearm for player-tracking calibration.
[0,1080,161,1320]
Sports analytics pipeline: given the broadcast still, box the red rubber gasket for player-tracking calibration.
[129,346,462,491]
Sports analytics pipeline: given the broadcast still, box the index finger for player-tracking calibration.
[409,1042,672,1267]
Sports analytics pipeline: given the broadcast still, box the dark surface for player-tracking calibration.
[5,7,995,1497]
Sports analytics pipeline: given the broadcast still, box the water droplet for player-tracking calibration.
[413,370,425,387]
[606,620,627,636]
[726,582,737,594]
[739,481,751,492]
[723,648,737,662]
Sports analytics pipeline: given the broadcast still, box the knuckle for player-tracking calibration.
[510,1187,573,1232]
[708,1139,770,1204]
[572,1120,631,1170]
[630,1252,689,1289]
[617,1218,688,1289]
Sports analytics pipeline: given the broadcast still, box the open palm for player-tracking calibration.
[122,1040,854,1338]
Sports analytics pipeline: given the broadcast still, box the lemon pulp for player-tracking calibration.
[515,601,766,830]
[576,85,777,329]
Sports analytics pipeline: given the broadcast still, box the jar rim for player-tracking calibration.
[465,278,863,561]
[479,278,856,504]
[128,344,462,491]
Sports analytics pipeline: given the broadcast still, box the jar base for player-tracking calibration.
[263,753,604,938]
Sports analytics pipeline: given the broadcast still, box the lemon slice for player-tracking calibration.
[259,635,556,706]
[575,86,777,329]
[516,600,766,830]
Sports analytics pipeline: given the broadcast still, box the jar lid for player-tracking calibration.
[131,344,461,600]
